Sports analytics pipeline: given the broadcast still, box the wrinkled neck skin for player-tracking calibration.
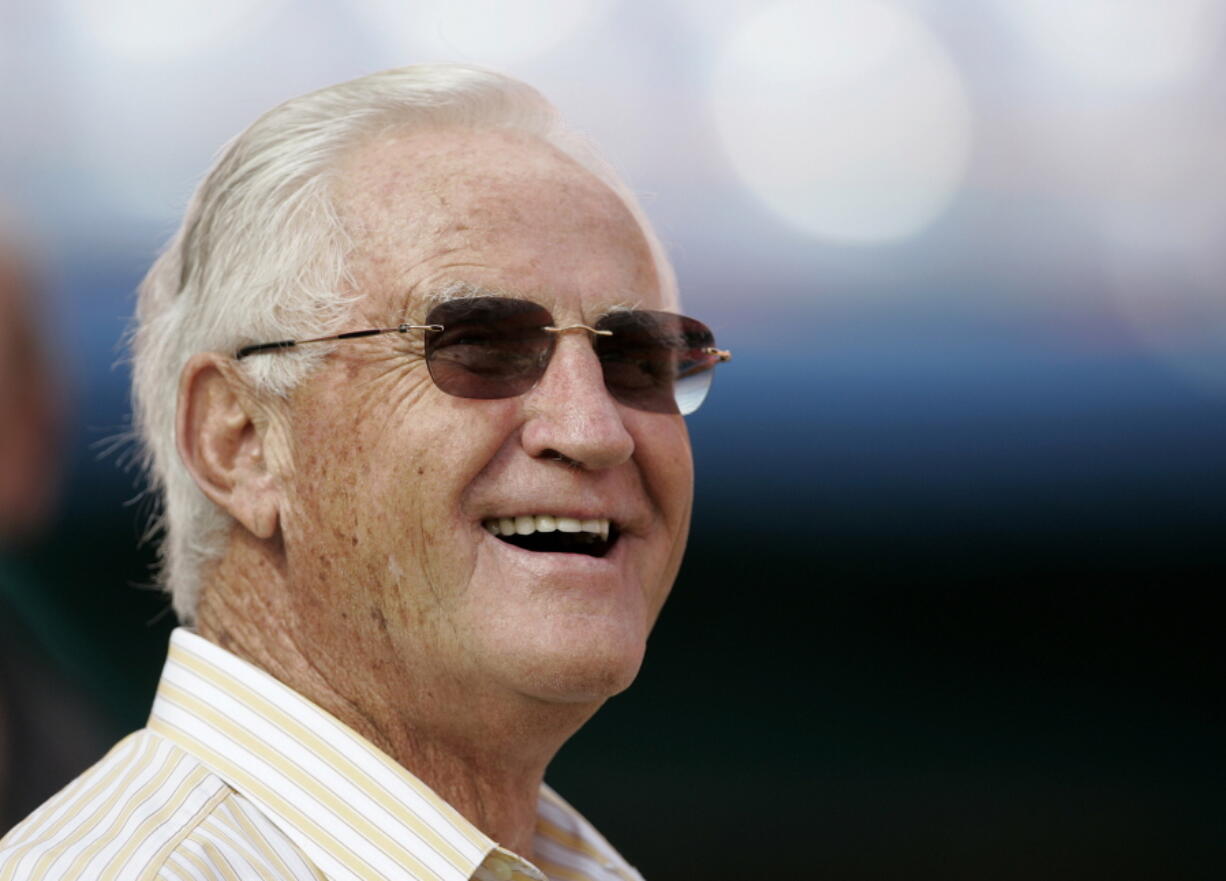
[193,527,600,860]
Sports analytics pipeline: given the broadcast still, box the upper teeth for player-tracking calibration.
[484,515,610,541]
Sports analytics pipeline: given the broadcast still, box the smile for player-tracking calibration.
[482,515,618,558]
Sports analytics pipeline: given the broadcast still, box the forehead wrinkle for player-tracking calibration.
[338,132,670,324]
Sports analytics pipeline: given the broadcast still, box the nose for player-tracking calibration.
[520,333,635,470]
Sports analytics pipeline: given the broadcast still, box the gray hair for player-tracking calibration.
[130,64,677,623]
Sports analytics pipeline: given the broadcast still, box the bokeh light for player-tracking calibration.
[709,0,972,245]
[1000,0,1224,89]
[62,0,291,63]
[51,7,350,224]
[1101,129,1226,395]
[344,0,613,67]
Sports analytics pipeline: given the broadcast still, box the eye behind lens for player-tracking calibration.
[594,310,723,414]
[424,296,554,399]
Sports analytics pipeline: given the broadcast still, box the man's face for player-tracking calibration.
[274,128,693,717]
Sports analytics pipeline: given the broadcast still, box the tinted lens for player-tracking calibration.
[424,297,554,399]
[595,311,722,415]
[422,298,724,413]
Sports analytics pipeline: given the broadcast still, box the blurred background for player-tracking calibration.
[1,0,1224,877]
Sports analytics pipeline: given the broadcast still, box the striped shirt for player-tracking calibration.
[0,629,645,881]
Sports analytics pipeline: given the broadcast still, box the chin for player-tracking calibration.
[531,658,644,705]
[505,625,649,705]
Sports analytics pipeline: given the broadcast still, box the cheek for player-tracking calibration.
[634,415,695,523]
[280,409,411,583]
[283,395,520,596]
[628,416,694,619]
[279,436,440,653]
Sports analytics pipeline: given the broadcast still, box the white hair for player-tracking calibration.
[130,64,676,623]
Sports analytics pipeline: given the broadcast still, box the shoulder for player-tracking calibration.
[0,729,231,880]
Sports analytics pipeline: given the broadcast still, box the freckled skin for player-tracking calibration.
[192,127,693,856]
[281,129,689,710]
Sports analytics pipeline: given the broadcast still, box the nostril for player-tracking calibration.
[542,449,583,469]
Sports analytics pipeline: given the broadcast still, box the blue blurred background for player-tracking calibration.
[1,1,1224,878]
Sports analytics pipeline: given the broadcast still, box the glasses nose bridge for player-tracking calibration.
[539,323,613,373]
[543,323,612,339]
[533,322,614,399]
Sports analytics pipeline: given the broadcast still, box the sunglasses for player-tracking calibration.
[236,296,731,415]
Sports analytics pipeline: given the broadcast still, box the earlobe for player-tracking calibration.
[177,353,282,540]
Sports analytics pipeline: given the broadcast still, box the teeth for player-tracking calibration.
[484,515,611,538]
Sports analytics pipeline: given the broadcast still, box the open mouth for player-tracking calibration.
[483,515,619,558]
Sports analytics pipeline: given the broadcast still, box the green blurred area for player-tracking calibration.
[1,516,171,741]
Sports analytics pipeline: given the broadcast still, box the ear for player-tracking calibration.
[176,353,283,540]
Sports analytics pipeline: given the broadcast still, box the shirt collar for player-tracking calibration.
[148,629,640,881]
[149,628,512,881]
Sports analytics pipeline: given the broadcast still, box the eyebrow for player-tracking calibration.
[407,281,646,319]
[421,280,505,310]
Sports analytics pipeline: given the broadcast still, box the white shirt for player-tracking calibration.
[0,629,645,881]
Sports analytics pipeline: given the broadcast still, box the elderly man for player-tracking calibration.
[0,65,728,880]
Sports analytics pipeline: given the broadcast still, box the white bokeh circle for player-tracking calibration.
[57,7,351,222]
[710,0,973,244]
[999,0,1224,90]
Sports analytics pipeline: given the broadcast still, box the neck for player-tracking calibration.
[193,531,597,858]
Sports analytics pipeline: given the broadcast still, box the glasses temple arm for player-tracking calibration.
[235,324,443,359]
